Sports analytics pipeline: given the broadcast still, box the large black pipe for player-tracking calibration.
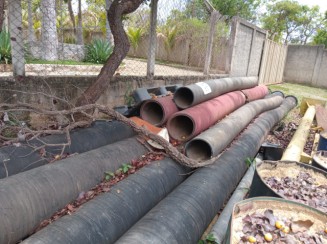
[116,96,297,244]
[185,95,284,161]
[0,120,135,178]
[22,159,190,244]
[0,137,147,244]
[173,77,258,109]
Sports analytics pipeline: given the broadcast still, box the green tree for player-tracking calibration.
[314,29,327,47]
[313,11,327,47]
[261,0,323,44]
[211,0,261,21]
[0,0,5,32]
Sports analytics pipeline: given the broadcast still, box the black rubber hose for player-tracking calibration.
[0,120,135,178]
[116,96,297,244]
[0,137,147,244]
[185,95,284,160]
[22,159,190,244]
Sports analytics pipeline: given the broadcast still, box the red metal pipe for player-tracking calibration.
[167,91,246,141]
[241,85,269,102]
[140,96,179,126]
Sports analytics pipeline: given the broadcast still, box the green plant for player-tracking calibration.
[245,157,256,168]
[0,31,12,64]
[121,163,132,173]
[104,171,115,181]
[159,26,178,59]
[64,35,76,44]
[126,27,144,55]
[198,233,217,244]
[124,81,134,106]
[84,38,113,64]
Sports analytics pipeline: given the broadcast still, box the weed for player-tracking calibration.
[245,157,256,168]
[198,233,217,244]
[104,171,115,181]
[121,163,132,174]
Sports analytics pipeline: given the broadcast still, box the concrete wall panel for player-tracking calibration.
[230,23,253,77]
[248,31,266,76]
[284,45,318,83]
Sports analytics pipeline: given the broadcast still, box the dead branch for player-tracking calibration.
[0,102,218,168]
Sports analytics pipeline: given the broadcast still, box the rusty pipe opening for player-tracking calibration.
[140,101,164,126]
[185,139,212,161]
[173,87,194,109]
[167,115,194,141]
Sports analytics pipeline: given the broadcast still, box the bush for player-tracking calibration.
[84,39,113,64]
[0,31,12,64]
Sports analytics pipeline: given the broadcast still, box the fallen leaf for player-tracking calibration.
[291,220,314,233]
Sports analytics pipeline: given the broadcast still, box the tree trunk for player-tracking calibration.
[41,0,58,60]
[27,0,36,43]
[0,0,5,32]
[76,0,83,45]
[67,0,76,35]
[105,0,114,45]
[75,0,145,106]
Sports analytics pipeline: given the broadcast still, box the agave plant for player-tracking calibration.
[0,31,12,64]
[126,27,144,56]
[84,38,113,64]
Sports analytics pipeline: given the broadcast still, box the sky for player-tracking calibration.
[292,0,327,13]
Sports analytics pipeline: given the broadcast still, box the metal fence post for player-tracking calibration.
[147,0,158,79]
[8,0,25,76]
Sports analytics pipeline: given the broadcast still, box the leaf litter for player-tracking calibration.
[239,209,327,243]
[264,172,327,213]
[31,152,165,235]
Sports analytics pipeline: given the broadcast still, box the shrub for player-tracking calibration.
[84,38,113,64]
[126,27,144,55]
[0,31,12,64]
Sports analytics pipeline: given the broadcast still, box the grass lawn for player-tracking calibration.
[269,83,327,105]
[268,82,327,123]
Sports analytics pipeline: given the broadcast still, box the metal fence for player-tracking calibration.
[1,0,230,79]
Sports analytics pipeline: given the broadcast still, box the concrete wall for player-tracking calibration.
[29,41,85,61]
[228,17,267,77]
[284,45,327,88]
[0,75,216,109]
[127,34,228,73]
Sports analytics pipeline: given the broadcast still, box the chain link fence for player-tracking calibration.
[1,0,229,79]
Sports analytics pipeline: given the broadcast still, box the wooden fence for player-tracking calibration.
[259,39,287,84]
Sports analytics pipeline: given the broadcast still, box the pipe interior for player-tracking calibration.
[174,88,194,109]
[141,102,164,125]
[185,139,212,161]
[168,115,194,140]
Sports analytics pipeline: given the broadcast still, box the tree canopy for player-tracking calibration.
[261,0,324,44]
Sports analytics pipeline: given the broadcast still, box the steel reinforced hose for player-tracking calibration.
[185,95,284,161]
[22,159,190,244]
[0,120,135,178]
[173,76,258,109]
[116,96,297,244]
[0,137,147,244]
